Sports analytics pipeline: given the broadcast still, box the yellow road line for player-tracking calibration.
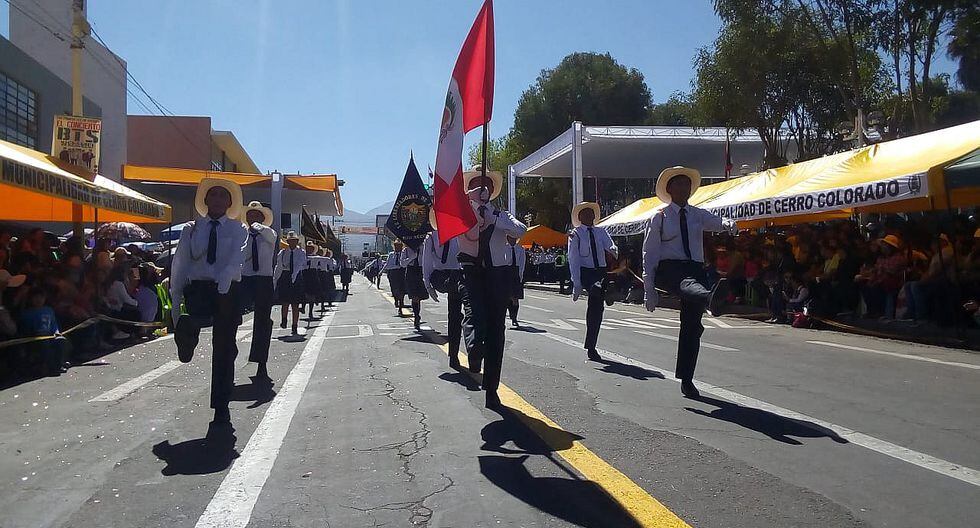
[376,283,689,526]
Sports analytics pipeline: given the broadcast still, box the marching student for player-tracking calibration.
[299,242,320,317]
[422,208,463,369]
[170,177,248,425]
[240,201,277,381]
[383,240,408,316]
[321,248,338,309]
[642,166,736,398]
[568,201,618,361]
[401,239,429,329]
[339,253,354,295]
[456,167,527,409]
[506,235,526,328]
[273,232,306,335]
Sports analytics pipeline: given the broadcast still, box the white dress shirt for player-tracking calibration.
[568,225,618,290]
[421,231,461,288]
[507,243,527,281]
[457,201,527,266]
[320,257,337,272]
[242,223,277,277]
[401,247,421,267]
[273,247,307,285]
[642,202,734,288]
[383,251,405,271]
[170,215,248,315]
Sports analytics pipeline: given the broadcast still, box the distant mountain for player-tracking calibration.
[337,201,394,226]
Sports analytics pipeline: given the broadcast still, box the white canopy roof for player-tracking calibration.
[512,125,792,181]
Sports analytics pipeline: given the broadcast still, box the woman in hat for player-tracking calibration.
[170,177,249,424]
[568,201,618,361]
[383,240,408,316]
[241,201,277,379]
[642,166,737,398]
[273,231,306,334]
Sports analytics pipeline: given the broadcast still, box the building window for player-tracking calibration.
[0,71,38,149]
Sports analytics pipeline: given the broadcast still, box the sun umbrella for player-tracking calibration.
[96,222,151,242]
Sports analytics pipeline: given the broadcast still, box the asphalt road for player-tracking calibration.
[0,276,977,527]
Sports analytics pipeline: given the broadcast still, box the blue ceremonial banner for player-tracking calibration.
[386,156,433,251]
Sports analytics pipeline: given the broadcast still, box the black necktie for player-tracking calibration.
[511,245,517,267]
[207,220,219,264]
[250,231,259,272]
[440,240,450,264]
[588,227,600,268]
[679,208,692,259]
[395,252,400,266]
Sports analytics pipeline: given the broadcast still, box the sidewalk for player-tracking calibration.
[524,282,980,351]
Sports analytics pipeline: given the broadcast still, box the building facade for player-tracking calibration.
[8,0,127,180]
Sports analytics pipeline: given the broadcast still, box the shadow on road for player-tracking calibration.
[479,408,639,527]
[479,454,641,528]
[438,371,481,391]
[510,325,546,333]
[231,377,277,409]
[686,395,849,445]
[594,358,665,380]
[152,423,239,476]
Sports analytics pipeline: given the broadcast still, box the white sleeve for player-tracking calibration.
[699,208,726,232]
[273,251,283,285]
[568,232,581,289]
[169,226,194,309]
[642,214,662,290]
[496,210,527,237]
[421,235,435,287]
[218,223,248,294]
[604,229,619,259]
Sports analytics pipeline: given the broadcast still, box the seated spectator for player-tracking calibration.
[857,235,906,319]
[17,288,69,376]
[784,273,811,312]
[103,266,140,340]
[0,269,26,339]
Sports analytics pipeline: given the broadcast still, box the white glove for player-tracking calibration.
[644,289,659,312]
[426,285,440,303]
[572,285,582,302]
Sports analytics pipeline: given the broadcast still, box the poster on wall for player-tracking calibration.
[51,114,101,175]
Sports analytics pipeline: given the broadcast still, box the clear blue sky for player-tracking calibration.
[2,1,959,213]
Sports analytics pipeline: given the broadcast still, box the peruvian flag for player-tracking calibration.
[433,0,494,244]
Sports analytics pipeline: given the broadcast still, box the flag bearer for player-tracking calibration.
[171,178,248,424]
[456,168,527,409]
[401,241,429,329]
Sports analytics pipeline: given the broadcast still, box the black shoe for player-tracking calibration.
[586,349,601,361]
[291,324,298,335]
[485,391,501,409]
[511,319,519,328]
[414,316,421,330]
[707,279,730,317]
[213,406,231,424]
[174,317,196,363]
[280,320,286,329]
[681,380,700,398]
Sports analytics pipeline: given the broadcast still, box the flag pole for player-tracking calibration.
[481,123,489,203]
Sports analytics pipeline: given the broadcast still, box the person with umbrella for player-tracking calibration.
[241,201,277,381]
[170,177,248,425]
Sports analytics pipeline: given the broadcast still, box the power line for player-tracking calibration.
[2,0,65,41]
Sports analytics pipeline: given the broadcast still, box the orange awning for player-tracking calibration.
[520,225,569,248]
[1,140,172,223]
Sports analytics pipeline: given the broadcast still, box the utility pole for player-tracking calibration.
[70,0,92,236]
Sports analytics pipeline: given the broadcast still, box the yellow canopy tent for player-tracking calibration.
[0,139,171,223]
[122,164,344,215]
[520,225,568,248]
[598,176,747,235]
[699,120,980,225]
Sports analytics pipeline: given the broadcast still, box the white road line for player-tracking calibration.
[196,312,335,528]
[535,331,980,488]
[522,304,555,313]
[635,330,738,351]
[806,340,980,370]
[89,360,183,402]
[706,317,733,328]
[525,294,549,300]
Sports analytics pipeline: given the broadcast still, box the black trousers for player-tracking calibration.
[460,265,510,393]
[507,299,519,322]
[447,280,464,358]
[242,275,274,364]
[655,260,711,381]
[581,267,608,351]
[175,280,241,409]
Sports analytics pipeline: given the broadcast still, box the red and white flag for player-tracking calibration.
[433,0,494,243]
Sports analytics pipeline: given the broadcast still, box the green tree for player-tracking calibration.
[948,4,980,91]
[647,92,697,126]
[497,52,654,230]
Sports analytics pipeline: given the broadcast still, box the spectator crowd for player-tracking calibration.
[0,228,170,378]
